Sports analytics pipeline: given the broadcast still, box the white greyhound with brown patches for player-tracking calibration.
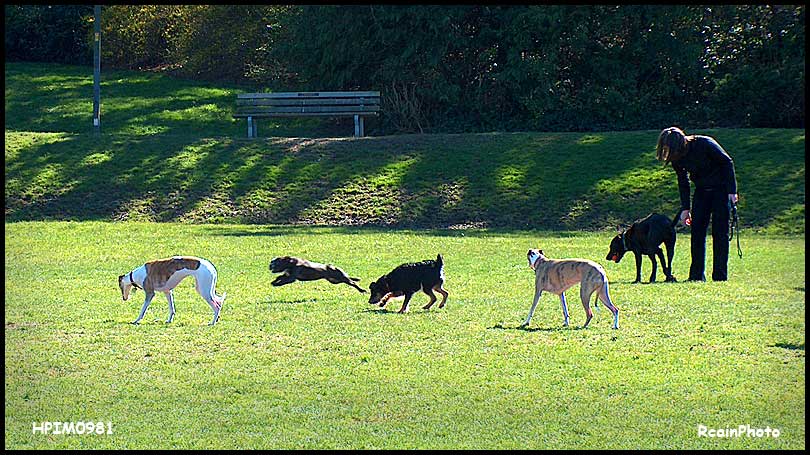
[524,249,619,329]
[118,256,226,325]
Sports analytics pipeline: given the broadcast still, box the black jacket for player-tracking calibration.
[672,135,738,210]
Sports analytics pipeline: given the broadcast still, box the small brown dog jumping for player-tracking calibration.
[524,249,619,329]
[269,256,366,293]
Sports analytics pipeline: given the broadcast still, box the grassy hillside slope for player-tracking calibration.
[5,62,805,233]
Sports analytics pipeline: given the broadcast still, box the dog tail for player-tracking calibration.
[351,277,361,282]
[436,253,443,267]
[670,211,681,228]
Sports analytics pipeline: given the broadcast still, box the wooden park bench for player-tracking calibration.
[234,91,380,138]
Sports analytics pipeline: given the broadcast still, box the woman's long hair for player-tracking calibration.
[656,127,688,163]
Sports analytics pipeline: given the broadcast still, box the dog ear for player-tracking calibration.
[538,249,544,255]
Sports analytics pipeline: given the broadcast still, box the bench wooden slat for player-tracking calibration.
[237,91,380,99]
[237,98,380,107]
[234,111,379,118]
[236,106,379,115]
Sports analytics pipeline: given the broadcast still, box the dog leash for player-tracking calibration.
[728,202,742,259]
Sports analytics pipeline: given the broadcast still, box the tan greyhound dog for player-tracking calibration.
[118,256,226,325]
[524,249,619,329]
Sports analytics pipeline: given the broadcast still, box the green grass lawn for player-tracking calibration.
[4,221,805,449]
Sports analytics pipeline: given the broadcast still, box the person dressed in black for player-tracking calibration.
[656,127,739,281]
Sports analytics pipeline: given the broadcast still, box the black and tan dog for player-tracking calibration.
[368,254,448,313]
[269,256,366,293]
[606,212,680,283]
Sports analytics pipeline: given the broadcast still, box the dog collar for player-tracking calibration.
[129,271,142,290]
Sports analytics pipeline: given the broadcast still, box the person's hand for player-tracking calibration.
[679,209,692,226]
[728,193,739,204]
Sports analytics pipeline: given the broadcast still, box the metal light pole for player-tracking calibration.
[93,5,101,134]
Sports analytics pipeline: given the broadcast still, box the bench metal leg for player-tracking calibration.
[252,118,258,138]
[247,116,253,138]
[354,115,364,137]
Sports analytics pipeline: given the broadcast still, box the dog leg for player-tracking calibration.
[650,250,664,283]
[132,290,155,324]
[656,247,668,282]
[378,292,393,308]
[597,282,619,329]
[202,293,221,326]
[194,277,221,326]
[633,252,643,283]
[559,292,570,327]
[164,291,175,323]
[579,286,594,328]
[271,274,296,287]
[346,280,367,293]
[665,240,677,282]
[521,288,543,328]
[422,288,437,310]
[398,293,413,313]
[435,285,449,308]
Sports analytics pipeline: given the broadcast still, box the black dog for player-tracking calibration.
[269,256,366,293]
[606,213,679,283]
[368,254,449,313]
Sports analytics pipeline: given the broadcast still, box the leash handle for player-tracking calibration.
[728,201,742,259]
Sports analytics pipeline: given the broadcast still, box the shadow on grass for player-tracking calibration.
[363,307,397,314]
[488,323,585,332]
[772,342,805,351]
[200,224,604,239]
[362,307,439,315]
[264,298,317,305]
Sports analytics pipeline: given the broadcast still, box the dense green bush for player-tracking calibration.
[98,5,291,84]
[4,5,93,64]
[100,5,184,70]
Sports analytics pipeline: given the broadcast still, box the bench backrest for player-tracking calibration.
[235,91,380,117]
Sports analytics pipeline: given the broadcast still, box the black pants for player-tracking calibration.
[689,186,730,281]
